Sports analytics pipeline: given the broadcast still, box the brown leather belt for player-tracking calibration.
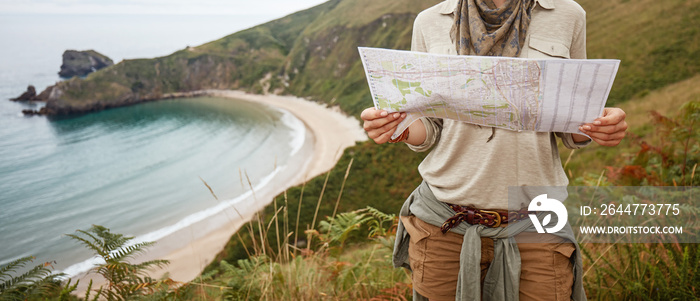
[440,204,532,233]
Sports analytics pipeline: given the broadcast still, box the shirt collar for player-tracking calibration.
[536,0,555,9]
[439,0,459,15]
[439,0,554,15]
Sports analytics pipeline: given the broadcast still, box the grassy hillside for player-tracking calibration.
[15,0,697,299]
[581,0,700,105]
[557,0,700,180]
[42,0,441,116]
[562,74,700,179]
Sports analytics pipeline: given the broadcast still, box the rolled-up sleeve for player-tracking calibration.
[556,132,591,149]
[406,13,442,153]
[407,117,443,152]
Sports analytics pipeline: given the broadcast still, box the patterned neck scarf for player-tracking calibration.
[450,0,535,141]
[450,0,535,56]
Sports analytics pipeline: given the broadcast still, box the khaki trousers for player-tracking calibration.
[400,215,575,301]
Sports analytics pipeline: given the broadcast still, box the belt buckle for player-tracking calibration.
[480,210,502,228]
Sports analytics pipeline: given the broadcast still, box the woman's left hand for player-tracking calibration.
[579,107,628,146]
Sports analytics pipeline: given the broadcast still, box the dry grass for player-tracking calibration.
[192,159,411,300]
[561,74,700,179]
[618,74,700,131]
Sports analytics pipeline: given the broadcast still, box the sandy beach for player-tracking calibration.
[72,90,367,292]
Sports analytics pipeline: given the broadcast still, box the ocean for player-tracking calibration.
[0,14,311,276]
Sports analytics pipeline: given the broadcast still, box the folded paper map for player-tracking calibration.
[358,47,620,139]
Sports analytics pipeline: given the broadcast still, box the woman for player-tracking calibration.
[360,0,627,300]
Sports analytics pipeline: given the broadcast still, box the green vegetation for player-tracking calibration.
[561,76,700,183]
[205,101,698,300]
[11,0,699,299]
[197,208,409,300]
[66,225,175,300]
[0,256,74,301]
[0,226,182,301]
[572,102,700,300]
[582,0,700,105]
[209,141,426,266]
[3,99,697,299]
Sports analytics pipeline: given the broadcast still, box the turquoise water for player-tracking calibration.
[0,96,310,276]
[0,14,312,276]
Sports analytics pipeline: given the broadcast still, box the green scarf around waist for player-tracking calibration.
[392,181,587,301]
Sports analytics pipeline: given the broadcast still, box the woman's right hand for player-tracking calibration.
[360,107,407,144]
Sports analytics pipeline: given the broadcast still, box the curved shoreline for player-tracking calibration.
[206,90,367,183]
[73,90,367,291]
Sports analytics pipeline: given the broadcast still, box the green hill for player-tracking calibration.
[583,0,699,104]
[40,0,442,116]
[11,0,698,299]
[37,0,700,119]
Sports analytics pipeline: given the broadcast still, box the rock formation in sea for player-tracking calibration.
[58,50,114,78]
[16,86,55,115]
[10,85,54,102]
[10,85,36,101]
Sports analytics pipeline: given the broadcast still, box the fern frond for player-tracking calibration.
[366,206,395,221]
[198,268,218,283]
[83,279,94,300]
[129,280,158,294]
[31,275,63,298]
[131,259,170,273]
[64,225,172,300]
[88,225,121,252]
[679,203,700,214]
[219,260,236,274]
[91,285,103,301]
[57,278,79,301]
[0,260,53,292]
[319,210,372,245]
[86,225,134,256]
[0,256,35,280]
[65,233,109,258]
[109,241,156,262]
[62,278,79,292]
[87,226,130,255]
[101,288,124,301]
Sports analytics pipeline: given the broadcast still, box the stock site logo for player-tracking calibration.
[528,194,568,234]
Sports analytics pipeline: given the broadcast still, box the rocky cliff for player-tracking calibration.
[58,50,114,78]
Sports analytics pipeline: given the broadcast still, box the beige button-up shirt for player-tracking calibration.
[408,0,591,209]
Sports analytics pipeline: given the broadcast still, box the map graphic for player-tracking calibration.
[358,47,620,139]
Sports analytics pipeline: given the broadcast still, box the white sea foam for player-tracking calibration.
[277,108,306,156]
[59,166,284,278]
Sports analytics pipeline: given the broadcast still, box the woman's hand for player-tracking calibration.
[361,107,406,144]
[578,107,628,146]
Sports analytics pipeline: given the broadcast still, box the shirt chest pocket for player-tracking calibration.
[428,40,457,55]
[528,35,571,59]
